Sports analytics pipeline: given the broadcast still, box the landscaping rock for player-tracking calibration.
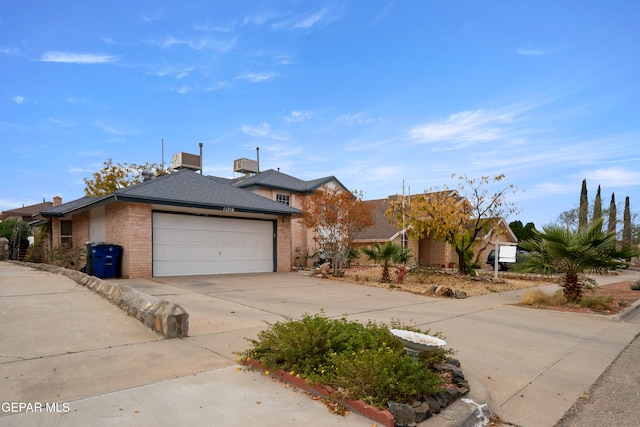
[454,290,468,299]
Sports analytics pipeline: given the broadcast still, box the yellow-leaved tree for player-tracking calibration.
[386,174,518,275]
[83,159,169,196]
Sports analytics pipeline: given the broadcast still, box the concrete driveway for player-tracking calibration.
[2,262,640,426]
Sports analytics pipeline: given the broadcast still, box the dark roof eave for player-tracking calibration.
[114,194,299,216]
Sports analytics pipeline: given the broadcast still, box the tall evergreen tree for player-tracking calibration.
[608,193,617,235]
[623,196,632,249]
[578,179,588,231]
[592,185,602,227]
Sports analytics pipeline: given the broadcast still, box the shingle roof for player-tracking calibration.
[352,191,468,241]
[114,169,299,214]
[352,198,402,241]
[0,201,53,220]
[233,169,347,193]
[37,197,98,218]
[37,170,300,217]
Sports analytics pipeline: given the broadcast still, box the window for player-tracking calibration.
[276,193,290,205]
[60,220,72,248]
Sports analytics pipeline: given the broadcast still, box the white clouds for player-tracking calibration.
[1,47,20,55]
[242,123,272,138]
[95,121,139,135]
[284,110,313,123]
[40,51,119,64]
[12,95,25,104]
[141,8,168,23]
[271,6,342,30]
[516,43,557,56]
[235,72,276,83]
[585,167,640,188]
[409,109,516,145]
[336,111,377,126]
[242,123,289,141]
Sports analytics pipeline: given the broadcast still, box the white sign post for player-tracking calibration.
[493,241,518,279]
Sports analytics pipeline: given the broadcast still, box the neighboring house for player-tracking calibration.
[33,159,348,278]
[352,195,517,268]
[0,201,53,222]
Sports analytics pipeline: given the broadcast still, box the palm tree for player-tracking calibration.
[517,219,634,302]
[361,241,412,283]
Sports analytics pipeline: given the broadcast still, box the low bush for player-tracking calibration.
[579,295,613,311]
[631,280,640,291]
[240,312,452,409]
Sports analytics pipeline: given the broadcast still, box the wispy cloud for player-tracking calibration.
[141,8,168,23]
[194,21,236,33]
[1,47,20,55]
[370,0,396,27]
[12,95,25,104]
[585,166,640,188]
[235,72,276,83]
[242,123,272,138]
[409,109,517,146]
[241,123,288,140]
[154,64,195,79]
[95,121,139,135]
[272,6,342,30]
[40,51,119,64]
[150,36,236,52]
[516,43,553,56]
[44,118,75,129]
[284,110,313,123]
[336,111,377,126]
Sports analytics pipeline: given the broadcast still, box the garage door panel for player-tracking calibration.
[152,213,274,277]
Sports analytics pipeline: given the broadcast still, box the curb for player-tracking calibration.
[611,296,640,322]
[13,261,189,338]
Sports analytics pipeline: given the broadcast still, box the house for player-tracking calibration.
[352,195,517,268]
[33,160,347,278]
[1,201,53,222]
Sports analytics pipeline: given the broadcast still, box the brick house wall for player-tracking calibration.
[105,202,152,278]
[276,217,292,272]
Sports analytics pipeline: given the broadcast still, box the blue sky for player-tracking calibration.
[1,0,639,227]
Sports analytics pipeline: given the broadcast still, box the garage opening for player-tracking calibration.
[152,212,275,276]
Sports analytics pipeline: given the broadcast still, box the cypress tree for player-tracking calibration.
[578,179,588,231]
[608,193,617,235]
[623,196,631,249]
[592,185,602,228]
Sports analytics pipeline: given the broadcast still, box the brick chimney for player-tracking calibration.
[53,196,62,207]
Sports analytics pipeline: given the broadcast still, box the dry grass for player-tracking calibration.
[335,265,550,297]
[332,265,640,315]
[520,289,567,306]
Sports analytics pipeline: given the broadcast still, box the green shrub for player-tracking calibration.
[579,295,613,311]
[631,280,640,291]
[241,313,451,409]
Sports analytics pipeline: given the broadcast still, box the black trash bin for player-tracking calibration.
[84,241,95,275]
[92,244,123,279]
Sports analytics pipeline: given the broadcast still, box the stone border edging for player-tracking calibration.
[241,358,395,427]
[16,262,189,339]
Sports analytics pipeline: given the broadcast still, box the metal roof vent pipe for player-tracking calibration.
[142,170,153,182]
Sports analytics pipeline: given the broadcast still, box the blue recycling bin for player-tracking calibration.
[92,244,123,279]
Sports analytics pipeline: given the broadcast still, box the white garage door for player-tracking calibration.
[153,212,275,276]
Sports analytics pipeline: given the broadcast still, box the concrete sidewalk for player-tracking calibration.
[1,261,639,426]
